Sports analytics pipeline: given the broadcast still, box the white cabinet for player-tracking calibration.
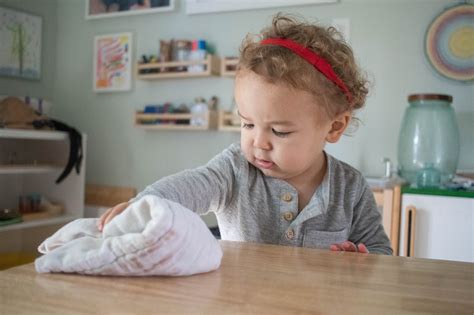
[0,129,86,233]
[399,193,474,263]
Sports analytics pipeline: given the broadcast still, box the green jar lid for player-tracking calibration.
[408,94,453,103]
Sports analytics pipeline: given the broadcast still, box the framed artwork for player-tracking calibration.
[86,0,174,19]
[93,32,132,92]
[186,0,337,15]
[0,7,42,80]
[425,4,474,82]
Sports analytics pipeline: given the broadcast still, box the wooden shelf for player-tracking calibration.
[0,164,61,175]
[136,55,220,80]
[0,214,79,232]
[218,111,240,132]
[220,57,238,77]
[0,129,67,141]
[134,111,218,131]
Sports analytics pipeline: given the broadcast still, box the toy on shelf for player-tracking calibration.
[134,97,219,131]
[137,39,220,80]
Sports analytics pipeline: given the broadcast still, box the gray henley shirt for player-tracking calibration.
[133,143,393,255]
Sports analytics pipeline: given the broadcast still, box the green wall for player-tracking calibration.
[2,0,473,192]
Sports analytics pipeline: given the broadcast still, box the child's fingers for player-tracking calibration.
[330,244,343,251]
[97,202,129,231]
[342,241,358,252]
[357,243,369,254]
[97,208,114,230]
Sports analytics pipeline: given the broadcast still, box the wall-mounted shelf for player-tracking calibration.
[0,214,80,232]
[136,55,220,80]
[220,57,238,77]
[218,111,240,132]
[0,129,67,141]
[134,111,218,130]
[0,164,61,175]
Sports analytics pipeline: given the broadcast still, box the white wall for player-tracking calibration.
[5,0,474,192]
[0,0,58,100]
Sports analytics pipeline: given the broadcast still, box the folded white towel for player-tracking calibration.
[35,196,222,276]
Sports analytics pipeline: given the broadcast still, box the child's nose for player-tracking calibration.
[253,131,272,150]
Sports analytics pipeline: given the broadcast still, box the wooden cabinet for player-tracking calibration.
[0,129,86,233]
[399,190,473,263]
[372,184,401,255]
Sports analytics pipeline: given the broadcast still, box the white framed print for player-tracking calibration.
[86,0,174,20]
[0,7,42,80]
[186,0,337,15]
[93,32,132,92]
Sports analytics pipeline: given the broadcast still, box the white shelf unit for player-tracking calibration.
[0,129,86,233]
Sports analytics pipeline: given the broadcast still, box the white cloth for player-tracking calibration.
[35,196,222,276]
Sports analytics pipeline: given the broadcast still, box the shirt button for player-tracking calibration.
[286,228,295,240]
[282,193,292,202]
[283,212,294,221]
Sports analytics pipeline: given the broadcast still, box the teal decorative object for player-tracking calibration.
[397,94,460,186]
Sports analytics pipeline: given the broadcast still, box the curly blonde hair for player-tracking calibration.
[237,13,369,119]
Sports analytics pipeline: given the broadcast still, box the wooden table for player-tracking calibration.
[1,241,472,314]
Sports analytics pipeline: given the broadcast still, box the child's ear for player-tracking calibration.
[325,112,351,143]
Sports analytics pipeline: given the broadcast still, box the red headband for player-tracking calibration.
[260,38,353,103]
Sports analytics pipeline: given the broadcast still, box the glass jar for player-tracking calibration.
[397,94,460,186]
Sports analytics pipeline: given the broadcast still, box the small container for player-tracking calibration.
[190,97,209,126]
[188,40,207,73]
[173,40,191,71]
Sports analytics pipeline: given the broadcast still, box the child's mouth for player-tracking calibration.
[255,158,274,169]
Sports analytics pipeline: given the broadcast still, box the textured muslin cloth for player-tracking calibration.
[35,196,222,276]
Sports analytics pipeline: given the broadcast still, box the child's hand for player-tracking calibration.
[97,202,130,231]
[330,241,369,254]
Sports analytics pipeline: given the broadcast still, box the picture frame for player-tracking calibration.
[186,0,337,15]
[0,7,42,80]
[86,0,174,20]
[93,32,132,92]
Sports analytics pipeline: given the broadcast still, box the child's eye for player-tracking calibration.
[272,129,292,137]
[242,123,254,129]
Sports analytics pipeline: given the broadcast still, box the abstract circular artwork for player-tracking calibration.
[425,4,474,82]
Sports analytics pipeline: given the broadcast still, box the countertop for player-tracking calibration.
[0,241,472,314]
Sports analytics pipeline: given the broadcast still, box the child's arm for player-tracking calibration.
[346,181,393,255]
[330,179,392,255]
[98,144,242,230]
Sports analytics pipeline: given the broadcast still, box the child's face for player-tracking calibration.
[235,70,348,184]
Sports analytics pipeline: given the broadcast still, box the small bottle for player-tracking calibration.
[173,40,190,72]
[190,97,209,126]
[188,40,207,73]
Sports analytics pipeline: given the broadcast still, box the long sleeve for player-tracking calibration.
[349,180,393,255]
[130,144,243,216]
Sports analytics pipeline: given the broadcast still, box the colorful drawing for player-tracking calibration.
[425,4,474,82]
[93,32,132,92]
[0,7,42,80]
